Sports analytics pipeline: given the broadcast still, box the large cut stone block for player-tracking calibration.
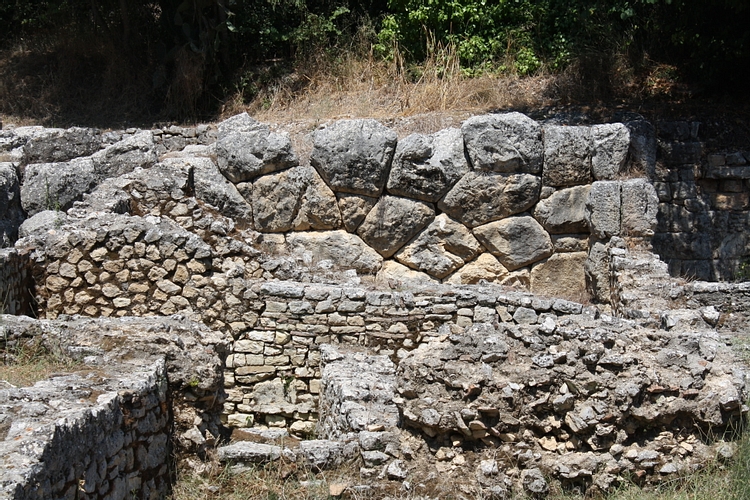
[395,214,481,278]
[542,125,592,187]
[585,181,621,239]
[252,165,341,232]
[387,128,469,202]
[462,113,543,173]
[311,119,397,196]
[533,185,591,234]
[592,123,630,180]
[216,113,298,183]
[21,158,98,215]
[285,230,383,274]
[357,195,435,258]
[473,216,553,271]
[438,172,540,228]
[620,178,658,237]
[444,253,510,285]
[530,251,588,299]
[336,193,377,233]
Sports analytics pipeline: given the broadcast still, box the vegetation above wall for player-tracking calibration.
[0,0,748,125]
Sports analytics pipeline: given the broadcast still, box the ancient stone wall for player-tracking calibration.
[0,248,33,315]
[0,315,227,500]
[652,121,750,280]
[1,361,170,500]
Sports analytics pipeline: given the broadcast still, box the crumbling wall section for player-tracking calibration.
[0,315,227,499]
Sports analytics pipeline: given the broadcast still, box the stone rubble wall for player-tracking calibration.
[0,315,227,500]
[0,248,33,315]
[20,208,593,431]
[651,121,750,280]
[0,361,171,500]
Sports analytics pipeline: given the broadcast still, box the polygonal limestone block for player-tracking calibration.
[620,178,659,237]
[357,196,435,258]
[375,260,438,285]
[473,216,553,271]
[252,165,341,232]
[311,119,397,196]
[387,128,469,202]
[585,181,621,239]
[542,125,592,187]
[530,252,588,300]
[462,113,543,173]
[216,113,297,183]
[21,158,98,216]
[91,130,157,178]
[23,126,102,164]
[164,157,252,225]
[533,185,591,234]
[395,214,481,278]
[438,172,541,228]
[591,123,630,180]
[285,230,383,274]
[336,193,377,233]
[444,253,510,285]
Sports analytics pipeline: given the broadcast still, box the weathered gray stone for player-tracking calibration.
[533,185,591,234]
[357,196,435,258]
[18,210,67,239]
[21,158,98,215]
[375,260,438,285]
[592,124,630,180]
[387,128,469,202]
[336,193,377,232]
[585,240,610,303]
[621,178,658,237]
[445,253,510,285]
[462,113,543,173]
[252,165,341,232]
[90,130,157,178]
[543,125,592,187]
[473,216,553,271]
[215,113,298,183]
[217,442,282,463]
[23,127,102,164]
[530,252,588,299]
[438,172,541,228]
[285,230,383,274]
[165,157,252,224]
[586,181,621,239]
[395,214,482,278]
[0,163,22,246]
[311,119,397,196]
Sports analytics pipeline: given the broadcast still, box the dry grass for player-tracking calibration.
[0,337,79,387]
[220,41,559,129]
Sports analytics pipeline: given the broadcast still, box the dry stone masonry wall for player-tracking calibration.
[0,315,227,500]
[651,121,750,280]
[0,111,748,498]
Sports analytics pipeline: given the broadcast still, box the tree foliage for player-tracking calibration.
[0,0,746,120]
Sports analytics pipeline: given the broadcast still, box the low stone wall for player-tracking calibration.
[0,248,33,315]
[0,315,227,499]
[0,361,170,500]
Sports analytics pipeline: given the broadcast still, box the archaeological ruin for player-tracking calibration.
[0,110,749,499]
